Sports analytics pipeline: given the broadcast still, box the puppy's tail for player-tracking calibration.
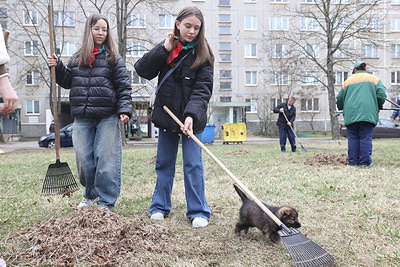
[233,184,249,202]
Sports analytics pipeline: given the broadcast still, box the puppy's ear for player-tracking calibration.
[278,206,293,217]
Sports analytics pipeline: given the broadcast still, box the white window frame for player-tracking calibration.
[219,0,231,6]
[159,14,176,29]
[301,98,319,112]
[361,18,379,31]
[333,44,349,58]
[26,70,40,86]
[270,16,288,30]
[301,71,319,85]
[126,42,146,57]
[300,44,320,58]
[219,42,231,51]
[392,44,400,58]
[270,44,289,58]
[270,71,289,85]
[245,99,258,113]
[220,53,231,62]
[334,72,349,85]
[391,18,400,31]
[23,10,38,26]
[219,26,231,35]
[56,42,75,56]
[24,40,39,56]
[54,11,75,27]
[300,17,319,31]
[244,43,257,58]
[129,70,146,85]
[334,17,350,31]
[244,16,257,30]
[26,100,40,115]
[245,71,258,86]
[393,0,400,5]
[220,70,232,79]
[220,82,232,90]
[391,71,400,84]
[219,14,231,23]
[361,44,379,58]
[127,13,146,28]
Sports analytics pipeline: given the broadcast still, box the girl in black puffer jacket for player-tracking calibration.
[135,6,214,228]
[47,14,132,211]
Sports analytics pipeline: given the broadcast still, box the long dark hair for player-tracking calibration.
[173,6,214,69]
[75,13,118,67]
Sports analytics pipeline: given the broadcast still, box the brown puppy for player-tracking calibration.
[234,184,301,244]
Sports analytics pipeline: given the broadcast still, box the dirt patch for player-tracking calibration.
[2,209,170,266]
[305,153,348,166]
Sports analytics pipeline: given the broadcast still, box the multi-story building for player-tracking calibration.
[1,0,398,139]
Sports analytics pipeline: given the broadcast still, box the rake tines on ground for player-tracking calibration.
[163,105,334,267]
[41,4,79,196]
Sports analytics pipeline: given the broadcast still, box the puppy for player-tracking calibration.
[234,184,301,244]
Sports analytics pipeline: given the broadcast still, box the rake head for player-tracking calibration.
[279,227,335,267]
[42,159,79,196]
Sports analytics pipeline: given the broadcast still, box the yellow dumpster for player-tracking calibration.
[222,122,246,144]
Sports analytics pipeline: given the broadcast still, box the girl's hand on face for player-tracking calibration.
[163,32,178,52]
[47,54,58,67]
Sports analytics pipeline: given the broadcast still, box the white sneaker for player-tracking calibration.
[192,217,208,228]
[150,212,164,220]
[77,197,97,210]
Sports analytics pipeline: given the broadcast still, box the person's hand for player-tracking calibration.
[287,122,292,127]
[47,54,58,67]
[181,116,193,137]
[390,117,395,122]
[279,108,284,113]
[0,76,18,114]
[120,114,129,123]
[163,32,178,52]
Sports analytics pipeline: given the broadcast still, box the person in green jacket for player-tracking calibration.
[336,61,386,166]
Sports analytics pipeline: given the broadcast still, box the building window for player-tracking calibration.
[269,16,288,30]
[392,44,400,58]
[361,44,379,58]
[334,72,349,85]
[219,42,231,51]
[391,71,400,84]
[220,70,232,78]
[245,99,258,113]
[301,71,319,85]
[300,44,320,58]
[127,13,146,28]
[220,53,231,62]
[360,18,379,31]
[392,18,400,31]
[219,0,231,6]
[23,10,38,26]
[334,17,350,31]
[300,17,319,31]
[24,41,39,56]
[159,14,176,29]
[301,98,319,112]
[56,42,75,56]
[126,42,146,57]
[219,14,231,23]
[331,0,349,3]
[128,70,146,85]
[245,71,258,86]
[26,70,40,86]
[244,16,257,30]
[301,0,316,2]
[26,100,40,115]
[270,71,289,85]
[244,43,257,58]
[270,0,288,2]
[220,82,232,90]
[219,26,231,35]
[333,44,349,58]
[270,98,282,111]
[54,11,75,27]
[393,0,400,5]
[270,44,289,58]
[220,96,231,102]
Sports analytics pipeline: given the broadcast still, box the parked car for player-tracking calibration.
[340,119,400,138]
[38,123,74,148]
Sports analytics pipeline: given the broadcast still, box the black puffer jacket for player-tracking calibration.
[55,53,132,118]
[134,43,213,133]
[273,102,296,129]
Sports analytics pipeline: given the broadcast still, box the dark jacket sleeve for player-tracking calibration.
[134,43,169,80]
[184,62,213,124]
[273,103,283,113]
[54,58,73,89]
[113,56,133,118]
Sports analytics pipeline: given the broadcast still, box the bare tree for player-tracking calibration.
[281,0,384,139]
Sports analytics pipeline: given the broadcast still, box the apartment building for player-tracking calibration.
[1,0,399,138]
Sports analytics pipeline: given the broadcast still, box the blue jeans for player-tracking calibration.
[346,121,374,166]
[72,115,122,209]
[278,127,296,152]
[149,129,211,220]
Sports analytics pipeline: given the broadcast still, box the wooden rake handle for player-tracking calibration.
[163,106,284,228]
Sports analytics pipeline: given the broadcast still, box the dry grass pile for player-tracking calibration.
[225,149,249,155]
[305,153,348,166]
[3,208,169,266]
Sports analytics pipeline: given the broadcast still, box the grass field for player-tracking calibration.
[0,139,399,266]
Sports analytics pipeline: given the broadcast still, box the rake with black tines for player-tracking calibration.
[163,105,334,267]
[41,4,79,196]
